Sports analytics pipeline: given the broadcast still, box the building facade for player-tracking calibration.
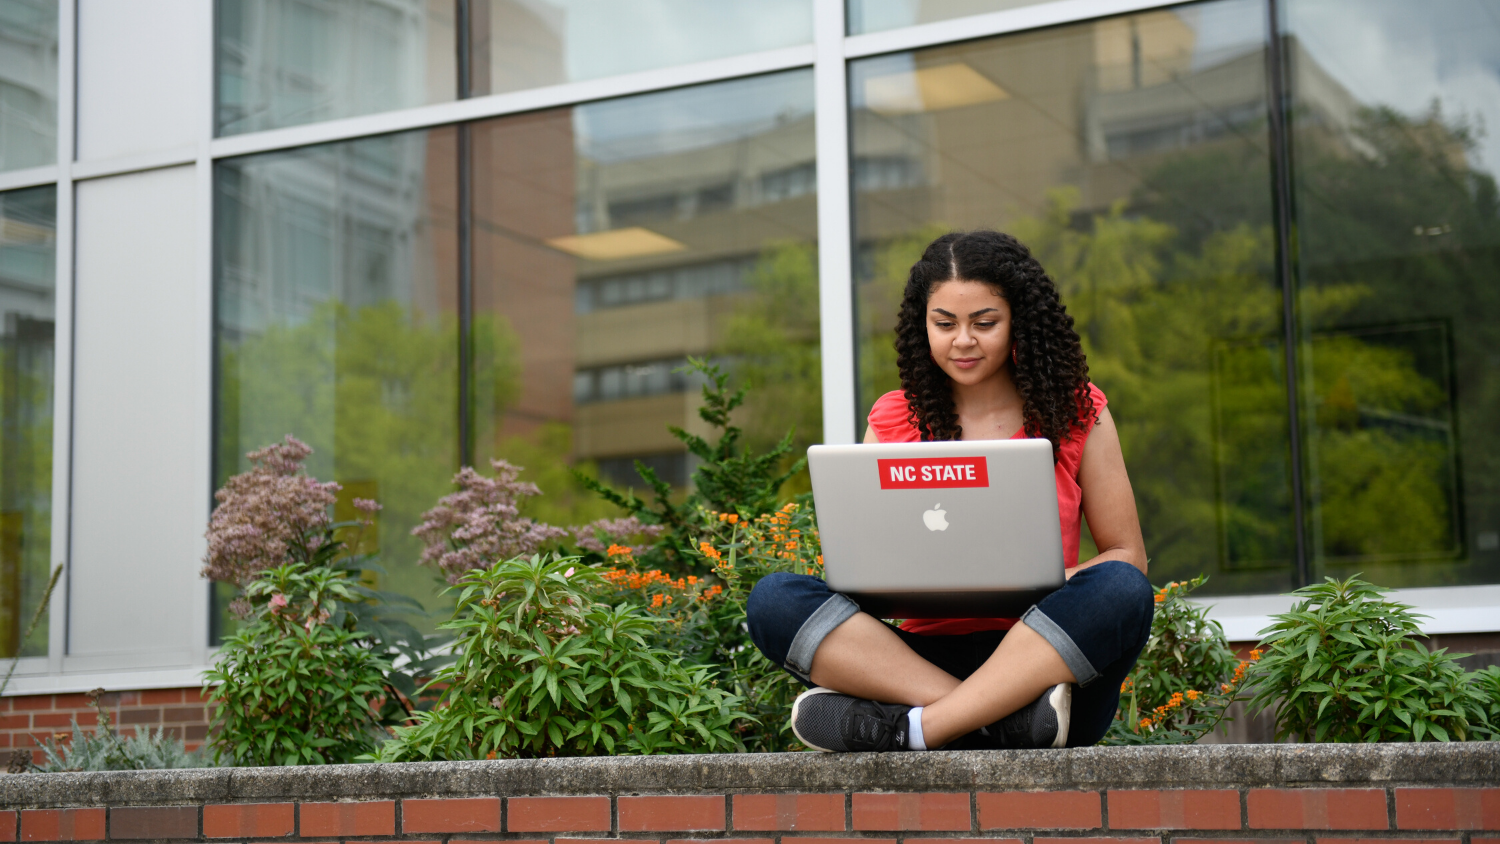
[0,0,1498,746]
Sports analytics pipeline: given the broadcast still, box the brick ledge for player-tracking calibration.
[0,743,1497,807]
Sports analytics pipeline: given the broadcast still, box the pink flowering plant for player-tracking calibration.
[412,459,570,583]
[203,436,449,740]
[202,436,348,588]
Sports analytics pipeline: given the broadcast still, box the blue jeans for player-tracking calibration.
[745,560,1154,748]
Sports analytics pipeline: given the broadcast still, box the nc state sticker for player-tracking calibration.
[877,457,990,489]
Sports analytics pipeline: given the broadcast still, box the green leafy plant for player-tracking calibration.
[1102,576,1249,745]
[577,358,805,571]
[374,553,751,760]
[204,563,393,765]
[33,689,210,772]
[1246,575,1494,742]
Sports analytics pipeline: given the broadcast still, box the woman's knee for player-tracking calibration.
[745,571,806,628]
[1068,560,1155,645]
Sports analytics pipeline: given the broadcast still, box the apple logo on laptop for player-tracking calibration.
[923,504,949,531]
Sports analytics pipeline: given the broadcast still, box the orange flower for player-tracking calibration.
[1154,593,1166,603]
[1185,689,1199,701]
[1249,648,1263,661]
[726,513,739,524]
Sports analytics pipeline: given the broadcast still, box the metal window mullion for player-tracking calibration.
[1265,0,1309,587]
[192,0,217,659]
[814,0,856,445]
[456,0,473,469]
[48,0,78,668]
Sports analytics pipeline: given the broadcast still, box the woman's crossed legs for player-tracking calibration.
[746,560,1155,750]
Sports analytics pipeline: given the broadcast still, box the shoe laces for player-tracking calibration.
[843,702,907,751]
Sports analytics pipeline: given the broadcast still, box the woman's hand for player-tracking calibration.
[1075,407,1147,574]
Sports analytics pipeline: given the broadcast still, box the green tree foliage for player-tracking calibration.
[718,241,823,493]
[577,359,804,572]
[218,302,521,608]
[374,554,750,760]
[1245,575,1494,742]
[205,563,393,766]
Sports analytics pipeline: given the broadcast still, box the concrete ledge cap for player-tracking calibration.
[2,743,1496,807]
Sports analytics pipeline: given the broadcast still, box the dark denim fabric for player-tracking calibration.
[744,560,1154,747]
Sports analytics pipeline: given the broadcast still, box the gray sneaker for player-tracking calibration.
[992,682,1071,748]
[790,687,914,752]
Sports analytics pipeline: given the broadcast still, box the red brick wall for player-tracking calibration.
[0,687,209,764]
[0,787,1495,842]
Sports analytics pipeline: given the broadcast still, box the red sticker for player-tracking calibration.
[877,457,990,489]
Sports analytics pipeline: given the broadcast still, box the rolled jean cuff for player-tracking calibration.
[784,593,860,679]
[1021,605,1100,687]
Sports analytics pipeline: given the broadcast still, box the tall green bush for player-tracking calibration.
[577,358,805,572]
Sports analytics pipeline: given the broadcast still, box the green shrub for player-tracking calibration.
[1102,576,1247,745]
[374,554,751,760]
[204,563,393,765]
[1246,575,1494,742]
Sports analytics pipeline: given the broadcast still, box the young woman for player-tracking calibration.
[745,230,1154,751]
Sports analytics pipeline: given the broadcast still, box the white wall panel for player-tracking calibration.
[76,0,200,161]
[70,165,202,661]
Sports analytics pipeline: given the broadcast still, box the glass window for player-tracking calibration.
[1286,0,1500,588]
[215,0,457,137]
[851,0,1295,595]
[470,69,820,506]
[850,0,1043,35]
[469,0,811,97]
[0,186,55,657]
[0,0,59,171]
[214,129,459,626]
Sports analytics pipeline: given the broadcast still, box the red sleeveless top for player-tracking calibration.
[864,383,1107,636]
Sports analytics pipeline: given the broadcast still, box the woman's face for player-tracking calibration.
[926,279,1012,387]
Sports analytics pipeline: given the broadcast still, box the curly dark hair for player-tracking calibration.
[895,230,1096,452]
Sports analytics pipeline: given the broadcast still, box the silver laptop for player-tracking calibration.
[808,439,1064,618]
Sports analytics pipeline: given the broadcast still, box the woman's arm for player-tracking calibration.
[863,425,880,443]
[1073,406,1147,576]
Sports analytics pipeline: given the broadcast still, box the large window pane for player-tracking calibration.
[0,186,54,657]
[469,1,811,97]
[851,0,1294,595]
[471,70,819,509]
[214,129,458,625]
[1286,0,1500,588]
[0,1,58,171]
[215,0,456,137]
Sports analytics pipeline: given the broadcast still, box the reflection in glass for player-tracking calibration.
[469,0,810,97]
[214,129,458,629]
[469,70,819,515]
[0,1,58,171]
[850,0,1047,34]
[0,187,54,657]
[1286,0,1500,588]
[851,0,1294,594]
[215,0,456,137]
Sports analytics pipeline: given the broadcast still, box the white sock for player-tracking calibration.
[906,706,928,751]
